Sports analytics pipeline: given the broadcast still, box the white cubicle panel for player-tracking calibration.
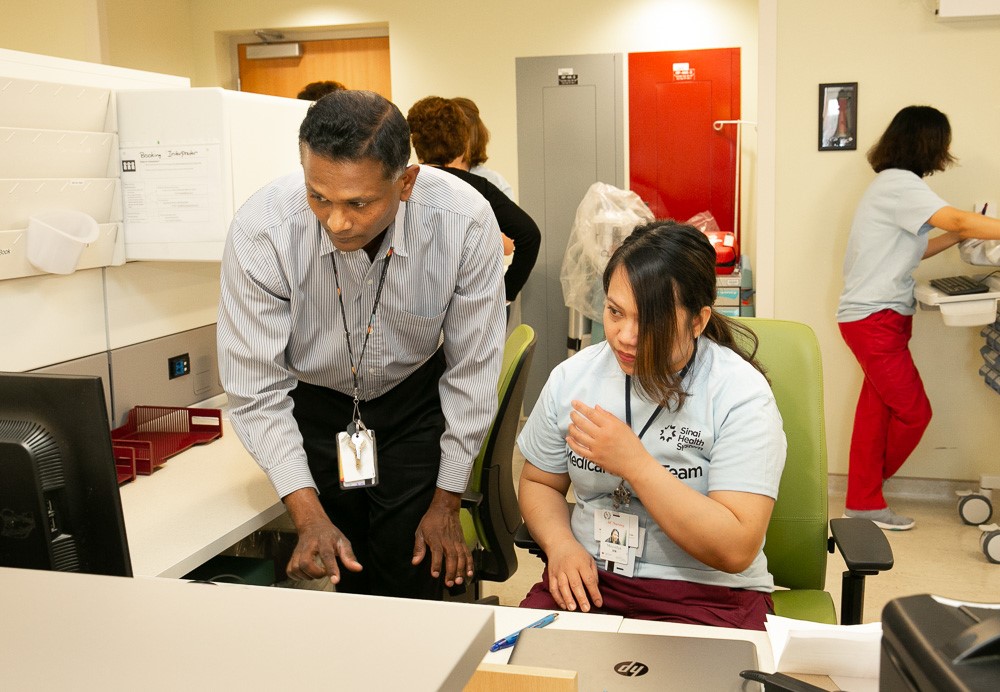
[116,88,308,261]
[103,260,221,351]
[0,567,494,691]
[0,269,109,372]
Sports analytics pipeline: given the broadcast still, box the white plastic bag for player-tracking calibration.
[560,182,654,320]
[959,239,1000,266]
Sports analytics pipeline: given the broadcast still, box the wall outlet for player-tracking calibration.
[109,324,222,425]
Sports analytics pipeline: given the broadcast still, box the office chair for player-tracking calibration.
[514,318,892,625]
[458,324,537,603]
[737,317,892,625]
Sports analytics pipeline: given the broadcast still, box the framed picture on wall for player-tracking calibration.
[818,82,858,151]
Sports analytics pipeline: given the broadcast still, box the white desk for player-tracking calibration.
[0,567,493,692]
[118,421,284,578]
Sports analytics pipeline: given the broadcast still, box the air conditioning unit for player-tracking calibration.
[935,0,1000,18]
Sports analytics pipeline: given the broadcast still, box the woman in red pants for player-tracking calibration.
[837,105,1000,530]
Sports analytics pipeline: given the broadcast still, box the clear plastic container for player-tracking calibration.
[26,209,99,274]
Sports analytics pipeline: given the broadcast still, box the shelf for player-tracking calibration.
[0,76,112,132]
[0,178,121,231]
[0,127,118,178]
[0,223,124,280]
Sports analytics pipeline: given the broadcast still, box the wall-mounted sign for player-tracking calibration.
[672,62,696,81]
[558,67,578,85]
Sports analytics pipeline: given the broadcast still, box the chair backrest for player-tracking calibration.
[735,318,829,591]
[469,324,537,583]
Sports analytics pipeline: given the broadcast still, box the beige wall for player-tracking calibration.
[101,0,196,78]
[5,1,999,482]
[4,0,104,62]
[774,4,1000,482]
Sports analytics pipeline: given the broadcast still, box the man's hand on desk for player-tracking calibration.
[411,488,474,588]
[283,488,363,583]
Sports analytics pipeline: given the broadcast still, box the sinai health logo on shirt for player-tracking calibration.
[659,424,705,452]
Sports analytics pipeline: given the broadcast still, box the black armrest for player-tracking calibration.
[828,517,894,574]
[513,521,540,552]
[513,501,573,554]
[460,490,483,509]
[828,517,894,625]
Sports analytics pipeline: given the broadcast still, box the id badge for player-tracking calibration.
[337,426,379,489]
[595,509,639,565]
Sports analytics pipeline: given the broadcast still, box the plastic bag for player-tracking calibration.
[959,239,1000,266]
[686,210,738,274]
[560,182,654,321]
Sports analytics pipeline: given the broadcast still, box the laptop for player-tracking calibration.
[508,628,761,691]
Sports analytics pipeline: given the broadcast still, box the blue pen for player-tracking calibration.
[489,612,558,652]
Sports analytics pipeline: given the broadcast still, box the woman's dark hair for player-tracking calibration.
[603,220,763,409]
[866,106,955,177]
[298,90,411,180]
[406,96,471,166]
[452,97,490,167]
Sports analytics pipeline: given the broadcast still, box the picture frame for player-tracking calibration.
[818,82,858,151]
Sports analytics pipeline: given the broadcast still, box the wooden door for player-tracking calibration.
[238,37,391,100]
[629,48,740,236]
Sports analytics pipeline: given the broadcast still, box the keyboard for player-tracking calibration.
[929,275,990,296]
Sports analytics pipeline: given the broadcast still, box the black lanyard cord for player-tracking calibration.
[331,246,394,397]
[624,338,698,438]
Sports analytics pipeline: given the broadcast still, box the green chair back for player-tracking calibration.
[461,324,537,585]
[735,318,836,623]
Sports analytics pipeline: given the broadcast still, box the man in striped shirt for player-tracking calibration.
[218,90,506,599]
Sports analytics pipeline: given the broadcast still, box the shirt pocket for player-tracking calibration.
[377,305,447,368]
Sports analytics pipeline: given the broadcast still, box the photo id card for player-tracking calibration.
[337,427,379,489]
[612,527,646,578]
[595,509,639,565]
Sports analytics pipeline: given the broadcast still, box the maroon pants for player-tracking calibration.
[520,566,773,631]
[839,310,932,510]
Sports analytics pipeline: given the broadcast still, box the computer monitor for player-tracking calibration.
[0,372,132,576]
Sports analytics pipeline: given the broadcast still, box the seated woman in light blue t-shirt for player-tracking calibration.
[517,221,786,630]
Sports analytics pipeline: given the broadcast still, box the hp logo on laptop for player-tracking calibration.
[614,661,650,677]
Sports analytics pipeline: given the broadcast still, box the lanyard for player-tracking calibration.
[625,377,662,440]
[330,246,394,402]
[613,338,698,509]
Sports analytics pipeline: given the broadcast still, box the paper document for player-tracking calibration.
[765,614,882,679]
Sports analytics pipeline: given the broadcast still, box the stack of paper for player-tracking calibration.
[765,615,882,690]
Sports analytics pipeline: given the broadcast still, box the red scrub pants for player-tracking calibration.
[839,310,932,510]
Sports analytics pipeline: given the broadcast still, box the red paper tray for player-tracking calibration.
[111,406,223,481]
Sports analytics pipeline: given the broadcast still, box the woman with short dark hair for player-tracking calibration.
[837,105,1000,531]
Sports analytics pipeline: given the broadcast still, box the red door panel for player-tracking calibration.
[629,48,740,236]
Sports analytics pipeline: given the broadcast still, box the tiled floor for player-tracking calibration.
[481,449,999,622]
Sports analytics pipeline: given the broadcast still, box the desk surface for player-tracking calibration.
[118,421,284,578]
[0,567,492,692]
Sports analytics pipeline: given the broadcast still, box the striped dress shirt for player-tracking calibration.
[218,165,507,499]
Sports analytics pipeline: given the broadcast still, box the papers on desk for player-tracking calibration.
[766,614,881,679]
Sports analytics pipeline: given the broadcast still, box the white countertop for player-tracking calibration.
[118,419,284,578]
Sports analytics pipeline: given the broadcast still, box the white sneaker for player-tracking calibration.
[843,508,916,531]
